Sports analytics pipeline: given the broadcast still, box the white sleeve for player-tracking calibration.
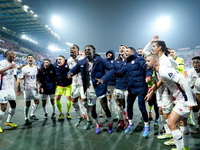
[142,42,151,57]
[18,67,25,79]
[161,67,196,106]
[168,57,179,69]
[0,61,5,70]
[186,69,193,86]
[161,66,180,83]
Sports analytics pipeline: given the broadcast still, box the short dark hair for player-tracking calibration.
[192,56,200,60]
[58,55,65,59]
[120,44,127,48]
[85,45,96,53]
[128,47,136,53]
[44,59,51,63]
[138,48,143,50]
[27,54,34,58]
[73,44,79,51]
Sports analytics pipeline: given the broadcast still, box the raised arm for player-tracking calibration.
[143,35,159,57]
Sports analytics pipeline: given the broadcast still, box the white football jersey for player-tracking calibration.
[0,60,17,90]
[68,55,84,86]
[186,68,200,94]
[156,55,174,97]
[18,65,38,91]
[159,65,196,106]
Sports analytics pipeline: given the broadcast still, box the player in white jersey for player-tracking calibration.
[16,54,40,125]
[186,56,200,134]
[76,50,87,118]
[146,54,196,150]
[0,50,18,132]
[144,37,179,143]
[68,44,92,129]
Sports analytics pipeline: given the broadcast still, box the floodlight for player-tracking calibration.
[156,16,170,31]
[52,16,61,27]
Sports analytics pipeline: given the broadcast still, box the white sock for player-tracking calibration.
[144,122,149,127]
[107,97,112,112]
[43,107,47,114]
[6,108,15,123]
[72,102,81,118]
[193,112,199,128]
[86,106,92,121]
[52,104,55,113]
[160,115,165,125]
[118,105,124,120]
[24,106,29,120]
[180,125,189,148]
[0,110,5,124]
[128,119,133,125]
[164,119,171,134]
[79,100,86,116]
[30,104,38,116]
[171,129,183,150]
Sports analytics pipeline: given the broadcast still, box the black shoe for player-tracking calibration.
[44,113,48,119]
[161,126,166,133]
[51,112,56,119]
[24,119,31,125]
[30,115,39,120]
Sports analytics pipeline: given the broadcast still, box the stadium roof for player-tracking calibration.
[0,0,64,48]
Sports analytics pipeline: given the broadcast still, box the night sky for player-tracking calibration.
[22,0,200,53]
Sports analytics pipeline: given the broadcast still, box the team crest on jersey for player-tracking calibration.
[81,65,83,67]
[50,71,53,74]
[111,60,113,63]
[168,73,173,78]
[131,60,135,64]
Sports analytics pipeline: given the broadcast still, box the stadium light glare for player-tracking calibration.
[155,16,171,31]
[33,14,38,18]
[21,35,26,39]
[65,42,73,46]
[52,16,61,27]
[23,5,29,12]
[18,0,22,2]
[30,10,34,14]
[45,25,48,28]
[48,45,58,51]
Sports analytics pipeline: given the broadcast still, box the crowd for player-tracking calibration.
[1,35,200,150]
[0,38,57,66]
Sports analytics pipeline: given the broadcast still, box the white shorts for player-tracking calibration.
[113,89,128,101]
[41,94,55,100]
[0,90,8,104]
[7,89,16,101]
[173,102,190,118]
[86,90,106,106]
[24,90,40,101]
[71,84,86,99]
[161,95,173,114]
[107,86,115,96]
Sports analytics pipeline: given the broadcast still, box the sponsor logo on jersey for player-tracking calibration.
[168,73,173,78]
